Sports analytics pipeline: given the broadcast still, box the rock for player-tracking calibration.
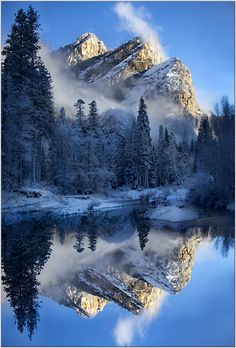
[124,58,201,116]
[56,32,108,65]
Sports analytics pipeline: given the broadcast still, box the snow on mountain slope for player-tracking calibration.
[55,34,202,118]
[123,58,202,116]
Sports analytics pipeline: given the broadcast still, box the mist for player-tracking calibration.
[39,43,128,118]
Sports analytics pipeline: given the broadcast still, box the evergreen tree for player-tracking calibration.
[177,139,194,180]
[88,100,98,131]
[2,6,54,188]
[124,121,138,188]
[156,126,181,185]
[2,9,31,188]
[149,146,158,187]
[136,97,152,188]
[115,134,127,187]
[74,98,86,131]
[196,115,212,172]
[156,125,165,185]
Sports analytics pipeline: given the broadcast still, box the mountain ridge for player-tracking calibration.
[55,33,202,117]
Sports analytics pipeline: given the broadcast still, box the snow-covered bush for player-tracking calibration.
[187,172,228,209]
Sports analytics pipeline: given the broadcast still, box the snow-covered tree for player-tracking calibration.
[176,137,194,181]
[88,100,98,132]
[135,97,152,188]
[156,126,181,185]
[124,121,138,188]
[190,96,234,208]
[2,6,54,188]
[195,114,212,173]
[74,98,86,132]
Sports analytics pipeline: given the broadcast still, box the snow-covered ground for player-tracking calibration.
[2,186,198,224]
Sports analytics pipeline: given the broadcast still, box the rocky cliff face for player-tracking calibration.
[56,33,108,66]
[55,33,202,117]
[124,58,201,115]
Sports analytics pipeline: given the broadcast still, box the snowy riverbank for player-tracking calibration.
[1,186,214,225]
[2,186,192,223]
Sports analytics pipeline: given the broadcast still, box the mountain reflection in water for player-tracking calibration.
[2,208,234,341]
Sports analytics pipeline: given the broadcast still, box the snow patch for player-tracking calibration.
[149,206,198,223]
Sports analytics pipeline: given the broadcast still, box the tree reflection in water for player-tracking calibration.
[2,221,53,339]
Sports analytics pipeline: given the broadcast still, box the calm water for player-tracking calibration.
[2,207,235,347]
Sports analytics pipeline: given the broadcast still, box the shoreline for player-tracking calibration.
[2,187,234,225]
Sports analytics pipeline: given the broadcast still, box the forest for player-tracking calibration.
[2,6,235,209]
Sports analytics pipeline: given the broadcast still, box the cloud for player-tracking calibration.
[114,3,168,60]
[114,291,168,346]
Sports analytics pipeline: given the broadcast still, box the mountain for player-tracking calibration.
[55,33,202,118]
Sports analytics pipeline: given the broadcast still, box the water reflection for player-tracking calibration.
[2,209,234,340]
[2,221,53,339]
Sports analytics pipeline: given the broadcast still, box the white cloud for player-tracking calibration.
[114,291,168,346]
[114,2,168,60]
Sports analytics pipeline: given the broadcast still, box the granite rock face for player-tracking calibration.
[56,33,108,65]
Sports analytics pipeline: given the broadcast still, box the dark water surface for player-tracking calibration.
[2,207,235,346]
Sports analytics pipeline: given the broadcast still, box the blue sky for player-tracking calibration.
[2,1,235,109]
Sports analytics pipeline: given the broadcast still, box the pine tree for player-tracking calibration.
[2,6,54,188]
[136,97,152,188]
[177,139,194,180]
[196,115,212,172]
[74,98,86,131]
[156,125,166,185]
[88,100,98,132]
[156,126,181,185]
[149,146,158,187]
[124,121,138,188]
[115,134,127,187]
[168,132,181,184]
[2,9,31,188]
